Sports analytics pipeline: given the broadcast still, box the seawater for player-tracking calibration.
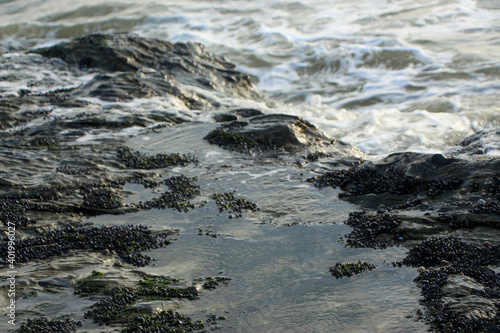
[1,0,499,155]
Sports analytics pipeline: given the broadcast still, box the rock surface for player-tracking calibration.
[204,113,366,157]
[34,33,260,104]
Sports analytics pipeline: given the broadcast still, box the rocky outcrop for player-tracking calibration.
[33,33,260,105]
[204,113,366,158]
[447,128,500,156]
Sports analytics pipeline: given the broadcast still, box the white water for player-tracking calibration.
[1,0,499,155]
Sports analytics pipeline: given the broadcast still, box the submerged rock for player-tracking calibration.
[205,113,365,157]
[329,261,376,279]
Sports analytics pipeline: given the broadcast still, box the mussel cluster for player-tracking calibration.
[307,167,461,198]
[344,211,406,249]
[135,175,200,212]
[399,236,500,268]
[26,136,57,147]
[0,199,37,227]
[470,198,499,215]
[16,317,82,333]
[211,192,259,217]
[81,187,123,209]
[116,146,198,169]
[204,127,260,153]
[85,291,137,324]
[56,165,93,176]
[329,261,376,279]
[0,224,171,266]
[122,310,206,333]
[398,236,500,332]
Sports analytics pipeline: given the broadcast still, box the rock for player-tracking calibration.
[38,277,74,288]
[204,113,365,157]
[33,33,260,104]
[447,128,500,156]
[131,300,182,316]
[442,275,498,321]
[212,108,263,122]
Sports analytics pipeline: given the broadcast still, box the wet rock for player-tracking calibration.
[205,113,364,156]
[442,275,498,321]
[447,128,500,156]
[308,154,463,198]
[33,33,260,104]
[75,72,205,107]
[212,108,263,122]
[38,276,74,288]
[131,300,183,316]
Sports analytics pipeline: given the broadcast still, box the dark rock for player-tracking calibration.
[205,113,365,156]
[33,33,260,102]
[202,276,232,290]
[309,152,500,202]
[447,128,500,156]
[212,108,263,122]
[74,72,205,108]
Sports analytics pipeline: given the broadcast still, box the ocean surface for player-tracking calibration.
[0,0,499,156]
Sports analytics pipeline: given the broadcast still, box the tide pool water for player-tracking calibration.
[1,0,499,155]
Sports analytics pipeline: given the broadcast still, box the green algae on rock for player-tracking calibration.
[77,272,229,326]
[202,276,232,290]
[329,261,376,279]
